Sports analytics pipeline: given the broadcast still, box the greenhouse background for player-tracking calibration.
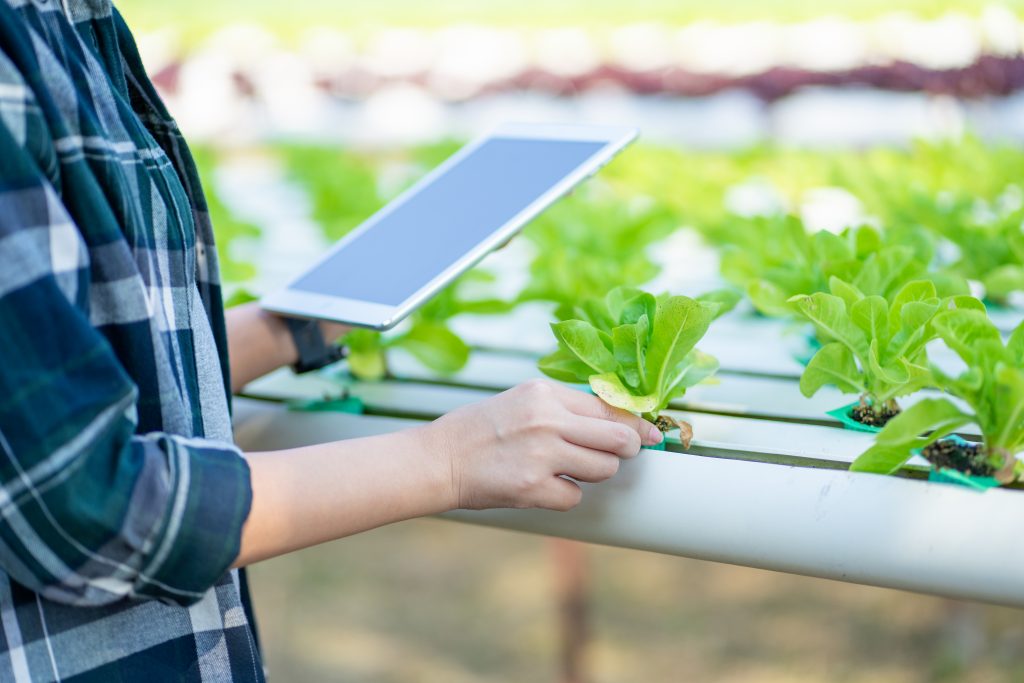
[117,0,1024,680]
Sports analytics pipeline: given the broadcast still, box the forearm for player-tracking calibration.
[234,424,453,567]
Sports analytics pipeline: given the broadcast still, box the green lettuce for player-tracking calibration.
[790,278,982,417]
[721,218,967,317]
[538,287,729,437]
[851,311,1024,484]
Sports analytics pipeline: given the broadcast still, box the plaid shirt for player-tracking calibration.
[0,0,261,680]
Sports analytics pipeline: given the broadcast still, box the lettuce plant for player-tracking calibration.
[720,215,847,317]
[851,311,1024,484]
[950,204,1024,304]
[721,218,965,317]
[835,138,1024,303]
[885,189,1024,304]
[538,287,732,444]
[790,278,982,426]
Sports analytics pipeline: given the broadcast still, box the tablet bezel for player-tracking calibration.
[261,122,638,330]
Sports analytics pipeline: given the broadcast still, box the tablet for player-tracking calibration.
[261,122,638,330]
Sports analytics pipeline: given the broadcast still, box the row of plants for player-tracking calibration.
[537,276,1023,489]
[853,311,1024,487]
[597,137,1024,305]
[518,139,1024,487]
[199,136,1024,488]
[661,143,1024,487]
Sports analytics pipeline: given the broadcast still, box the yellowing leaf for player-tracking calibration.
[589,373,659,414]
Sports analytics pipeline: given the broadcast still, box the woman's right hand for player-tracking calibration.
[418,379,664,512]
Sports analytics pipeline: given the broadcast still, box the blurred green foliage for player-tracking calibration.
[834,139,1024,303]
[191,146,261,284]
[193,136,1024,378]
[518,189,677,319]
[279,145,384,242]
[342,270,513,380]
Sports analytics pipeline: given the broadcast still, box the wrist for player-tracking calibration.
[280,316,347,374]
[410,421,460,513]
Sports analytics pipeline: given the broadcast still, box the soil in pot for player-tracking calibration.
[850,401,901,429]
[827,400,900,433]
[922,439,995,478]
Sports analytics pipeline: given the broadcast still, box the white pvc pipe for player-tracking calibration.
[447,453,1024,607]
[232,398,1024,607]
[240,373,881,465]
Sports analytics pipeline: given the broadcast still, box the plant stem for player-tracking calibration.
[989,446,1018,484]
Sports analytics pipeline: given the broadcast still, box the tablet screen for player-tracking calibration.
[290,136,607,306]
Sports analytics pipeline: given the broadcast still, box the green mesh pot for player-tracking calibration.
[827,402,883,434]
[288,396,366,415]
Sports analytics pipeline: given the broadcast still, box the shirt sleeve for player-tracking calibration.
[0,114,252,608]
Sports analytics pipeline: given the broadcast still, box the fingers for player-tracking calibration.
[486,380,663,514]
[547,382,662,446]
[535,476,583,512]
[555,444,623,483]
[559,415,643,458]
[534,446,620,511]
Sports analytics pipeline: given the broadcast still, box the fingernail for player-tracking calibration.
[647,425,663,445]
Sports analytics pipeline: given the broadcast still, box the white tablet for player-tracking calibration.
[261,122,638,330]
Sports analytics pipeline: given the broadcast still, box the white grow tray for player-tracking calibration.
[233,397,1024,607]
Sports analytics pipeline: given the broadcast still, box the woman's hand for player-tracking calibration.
[419,379,663,512]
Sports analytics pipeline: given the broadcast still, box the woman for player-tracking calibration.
[0,1,661,679]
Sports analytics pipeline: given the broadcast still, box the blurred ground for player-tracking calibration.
[249,520,1024,682]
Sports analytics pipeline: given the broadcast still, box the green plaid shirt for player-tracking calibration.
[0,0,261,680]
